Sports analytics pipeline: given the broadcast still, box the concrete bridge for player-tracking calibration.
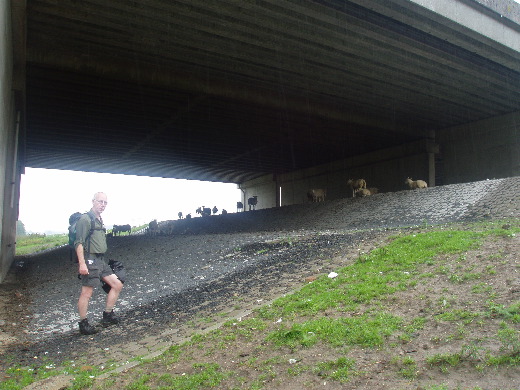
[1,0,520,282]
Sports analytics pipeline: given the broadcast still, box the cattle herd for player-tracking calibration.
[103,177,427,237]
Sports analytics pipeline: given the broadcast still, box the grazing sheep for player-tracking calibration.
[367,187,379,195]
[237,201,243,212]
[185,213,192,219]
[308,188,327,202]
[347,178,367,197]
[222,209,228,215]
[405,177,428,189]
[178,212,183,219]
[212,206,218,215]
[248,196,258,211]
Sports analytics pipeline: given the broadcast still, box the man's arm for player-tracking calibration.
[76,243,89,275]
[75,215,90,275]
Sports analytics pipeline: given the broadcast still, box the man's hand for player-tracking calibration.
[79,263,89,275]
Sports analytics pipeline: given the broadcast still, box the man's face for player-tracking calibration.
[92,194,108,215]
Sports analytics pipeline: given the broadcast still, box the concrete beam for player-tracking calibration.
[411,0,520,51]
[351,0,520,71]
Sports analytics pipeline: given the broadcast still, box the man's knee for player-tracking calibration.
[104,275,123,292]
[112,279,123,293]
[80,286,93,299]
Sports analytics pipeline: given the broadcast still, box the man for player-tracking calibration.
[75,192,123,335]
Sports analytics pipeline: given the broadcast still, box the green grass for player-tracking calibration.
[258,229,484,321]
[15,233,68,256]
[15,223,148,256]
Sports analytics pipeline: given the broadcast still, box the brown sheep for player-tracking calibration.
[405,177,428,189]
[347,178,366,197]
[355,188,371,197]
[308,188,327,202]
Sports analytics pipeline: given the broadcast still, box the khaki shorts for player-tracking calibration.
[80,256,113,287]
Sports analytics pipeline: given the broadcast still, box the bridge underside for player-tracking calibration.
[19,0,520,183]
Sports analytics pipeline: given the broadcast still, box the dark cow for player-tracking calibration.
[248,196,258,211]
[148,219,158,236]
[113,224,131,236]
[196,206,211,217]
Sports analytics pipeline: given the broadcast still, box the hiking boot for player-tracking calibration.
[79,318,98,335]
[101,310,120,326]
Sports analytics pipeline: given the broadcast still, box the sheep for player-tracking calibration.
[355,188,371,197]
[222,209,228,215]
[405,177,428,189]
[212,206,218,215]
[307,188,327,202]
[367,187,379,195]
[185,213,192,219]
[347,178,367,197]
[237,201,243,212]
[248,196,258,211]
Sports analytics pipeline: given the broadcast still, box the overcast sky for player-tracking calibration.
[18,168,242,234]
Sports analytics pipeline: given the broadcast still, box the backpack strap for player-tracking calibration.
[85,211,105,254]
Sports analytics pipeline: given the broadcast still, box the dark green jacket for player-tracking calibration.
[74,210,107,254]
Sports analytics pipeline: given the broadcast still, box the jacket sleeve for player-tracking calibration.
[74,214,91,249]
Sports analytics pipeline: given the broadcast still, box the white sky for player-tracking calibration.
[19,168,242,234]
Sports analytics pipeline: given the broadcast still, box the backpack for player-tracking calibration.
[68,212,84,248]
[68,212,98,261]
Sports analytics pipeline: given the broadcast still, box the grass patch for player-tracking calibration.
[267,313,402,349]
[315,357,356,383]
[260,229,483,320]
[15,233,68,256]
